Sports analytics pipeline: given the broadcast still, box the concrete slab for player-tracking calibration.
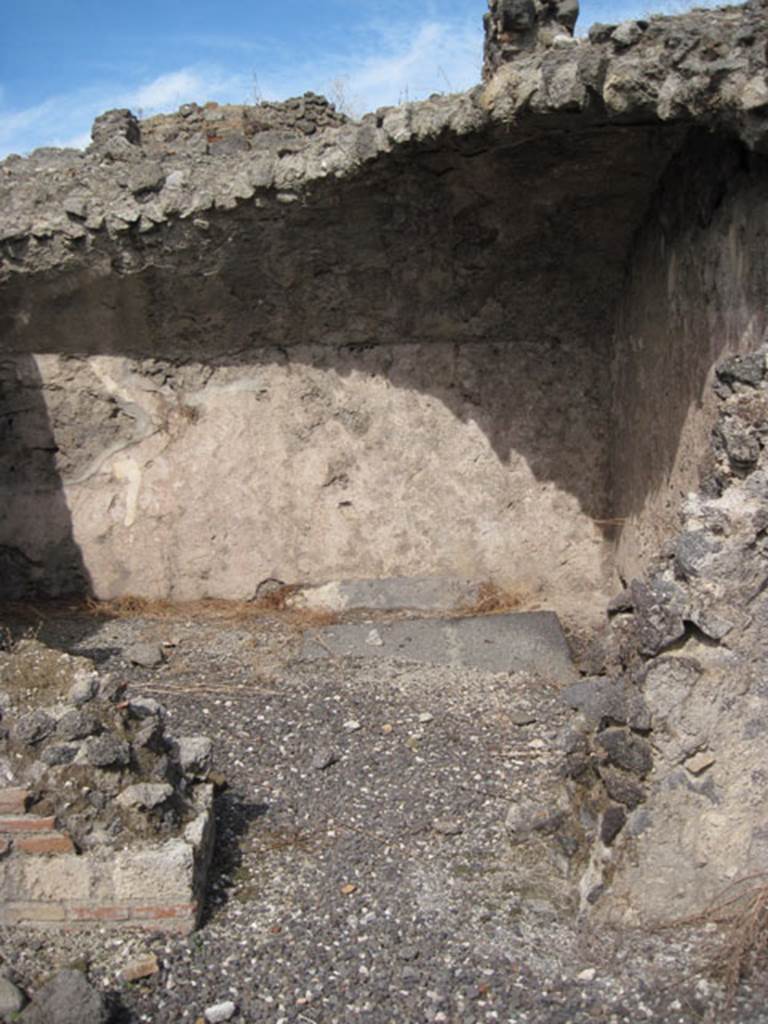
[301,611,576,682]
[288,576,483,614]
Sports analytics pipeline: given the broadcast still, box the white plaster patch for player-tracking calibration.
[112,457,142,527]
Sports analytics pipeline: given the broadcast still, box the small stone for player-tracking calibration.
[311,748,339,770]
[577,968,597,982]
[600,804,627,846]
[120,954,160,983]
[13,710,56,746]
[343,720,362,732]
[716,353,765,389]
[506,800,564,842]
[611,20,643,48]
[510,712,537,726]
[718,418,760,470]
[397,945,420,961]
[81,732,131,768]
[339,883,358,895]
[57,709,100,742]
[97,676,127,703]
[685,751,715,775]
[134,717,164,750]
[365,628,384,647]
[596,727,653,778]
[126,643,164,668]
[116,783,173,810]
[598,765,646,809]
[381,724,394,734]
[127,698,164,719]
[418,713,434,724]
[0,976,26,1015]
[40,742,80,766]
[68,673,99,706]
[174,735,212,777]
[433,818,463,836]
[204,1002,236,1023]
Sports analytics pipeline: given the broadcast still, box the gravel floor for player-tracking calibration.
[2,608,768,1024]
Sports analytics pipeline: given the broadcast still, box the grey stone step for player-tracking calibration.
[289,576,484,614]
[301,611,576,682]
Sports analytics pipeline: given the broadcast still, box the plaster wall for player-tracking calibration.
[0,338,613,626]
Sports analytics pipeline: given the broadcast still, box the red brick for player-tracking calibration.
[16,832,75,855]
[0,788,31,814]
[0,815,56,833]
[69,905,130,922]
[131,903,198,920]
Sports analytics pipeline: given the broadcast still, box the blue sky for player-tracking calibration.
[1,0,712,158]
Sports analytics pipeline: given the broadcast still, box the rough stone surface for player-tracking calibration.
[568,343,768,927]
[19,969,107,1024]
[173,736,212,779]
[0,975,27,1015]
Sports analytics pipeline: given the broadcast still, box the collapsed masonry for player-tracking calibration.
[562,350,768,923]
[1,0,768,928]
[0,641,214,931]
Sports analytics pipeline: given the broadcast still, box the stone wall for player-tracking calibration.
[1,0,767,635]
[0,343,614,625]
[611,134,768,582]
[0,641,215,934]
[564,349,768,924]
[0,784,213,932]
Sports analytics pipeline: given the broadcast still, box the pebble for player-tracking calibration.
[433,817,463,836]
[204,999,237,1022]
[577,968,597,982]
[126,642,164,668]
[311,748,339,770]
[418,712,434,723]
[343,719,362,732]
[685,751,715,775]
[68,674,98,706]
[120,953,160,983]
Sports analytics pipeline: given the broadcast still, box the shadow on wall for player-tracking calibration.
[610,135,768,574]
[0,354,91,600]
[2,129,767,605]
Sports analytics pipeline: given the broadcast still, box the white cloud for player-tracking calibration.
[252,14,482,115]
[345,19,481,112]
[0,66,251,158]
[0,10,482,157]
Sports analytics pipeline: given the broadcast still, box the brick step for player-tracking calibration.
[14,832,74,855]
[0,788,31,814]
[0,815,56,833]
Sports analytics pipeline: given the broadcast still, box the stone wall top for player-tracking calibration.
[0,0,766,283]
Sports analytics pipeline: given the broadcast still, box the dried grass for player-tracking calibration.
[696,875,768,996]
[460,580,528,616]
[659,873,768,1011]
[83,593,339,627]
